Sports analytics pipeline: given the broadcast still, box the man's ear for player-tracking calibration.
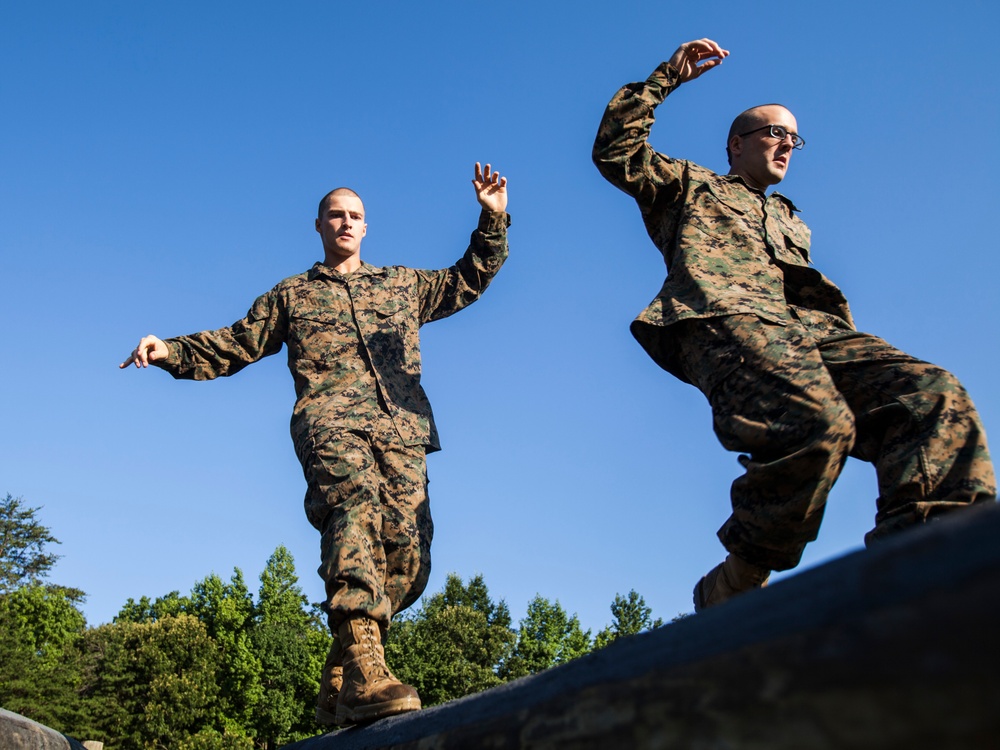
[728,134,742,160]
[315,218,321,234]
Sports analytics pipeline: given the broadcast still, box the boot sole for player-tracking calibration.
[315,704,339,727]
[693,568,770,613]
[336,695,421,725]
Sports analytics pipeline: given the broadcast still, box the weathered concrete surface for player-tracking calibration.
[284,503,1000,749]
[0,710,86,750]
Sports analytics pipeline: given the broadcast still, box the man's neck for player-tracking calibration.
[728,168,768,193]
[323,254,363,274]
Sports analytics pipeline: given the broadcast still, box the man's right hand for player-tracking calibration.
[120,335,168,369]
[668,39,729,84]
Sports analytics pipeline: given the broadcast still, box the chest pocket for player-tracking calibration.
[683,181,776,269]
[287,307,357,362]
[781,221,811,264]
[703,180,752,215]
[351,289,414,357]
[693,180,768,239]
[767,197,811,265]
[368,291,406,321]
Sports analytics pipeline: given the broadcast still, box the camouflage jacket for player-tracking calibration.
[592,62,854,378]
[155,209,510,454]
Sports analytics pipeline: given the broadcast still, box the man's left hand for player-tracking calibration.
[473,162,508,212]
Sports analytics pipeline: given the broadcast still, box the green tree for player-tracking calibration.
[190,569,264,737]
[80,614,226,750]
[386,574,516,706]
[593,589,663,649]
[435,573,509,620]
[249,546,329,749]
[0,497,89,735]
[109,580,257,746]
[0,584,89,732]
[91,548,327,748]
[0,493,61,593]
[115,590,193,623]
[501,595,592,680]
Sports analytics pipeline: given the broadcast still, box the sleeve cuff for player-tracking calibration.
[646,62,681,96]
[478,209,511,232]
[152,340,181,370]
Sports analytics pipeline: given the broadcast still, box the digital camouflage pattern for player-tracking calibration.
[154,208,509,624]
[592,61,854,381]
[155,209,509,455]
[674,311,995,569]
[302,412,432,631]
[593,62,995,566]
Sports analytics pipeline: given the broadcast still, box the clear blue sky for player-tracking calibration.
[3,1,998,634]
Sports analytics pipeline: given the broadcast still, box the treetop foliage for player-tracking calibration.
[0,493,62,594]
[2,498,674,748]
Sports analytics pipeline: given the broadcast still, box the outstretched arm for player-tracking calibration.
[472,162,508,212]
[120,334,169,369]
[117,287,287,379]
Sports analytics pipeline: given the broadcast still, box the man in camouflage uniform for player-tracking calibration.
[592,39,995,612]
[120,163,510,724]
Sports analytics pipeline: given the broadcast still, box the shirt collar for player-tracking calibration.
[770,192,800,213]
[720,174,800,212]
[308,261,386,281]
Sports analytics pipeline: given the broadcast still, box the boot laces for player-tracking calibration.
[359,620,392,680]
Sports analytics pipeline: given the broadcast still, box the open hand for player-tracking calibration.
[472,162,508,212]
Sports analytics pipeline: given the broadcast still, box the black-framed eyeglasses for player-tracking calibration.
[739,124,805,150]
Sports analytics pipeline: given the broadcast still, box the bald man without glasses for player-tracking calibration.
[121,164,510,725]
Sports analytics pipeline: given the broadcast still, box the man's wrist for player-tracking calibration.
[152,340,180,369]
[478,209,511,233]
[647,62,682,97]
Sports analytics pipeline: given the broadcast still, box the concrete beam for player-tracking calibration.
[0,710,87,750]
[284,503,1000,749]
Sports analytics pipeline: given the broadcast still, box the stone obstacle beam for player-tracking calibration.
[283,503,1000,749]
[0,710,93,750]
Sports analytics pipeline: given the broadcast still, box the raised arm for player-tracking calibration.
[592,39,728,207]
[416,162,510,324]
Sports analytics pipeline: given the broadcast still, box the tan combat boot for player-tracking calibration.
[336,616,421,725]
[693,553,770,612]
[315,638,343,727]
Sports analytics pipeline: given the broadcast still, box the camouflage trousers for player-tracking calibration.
[298,412,433,633]
[673,309,996,571]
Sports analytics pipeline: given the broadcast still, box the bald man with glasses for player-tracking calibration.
[593,39,995,612]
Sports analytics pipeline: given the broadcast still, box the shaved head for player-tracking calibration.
[318,187,364,219]
[726,104,789,165]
